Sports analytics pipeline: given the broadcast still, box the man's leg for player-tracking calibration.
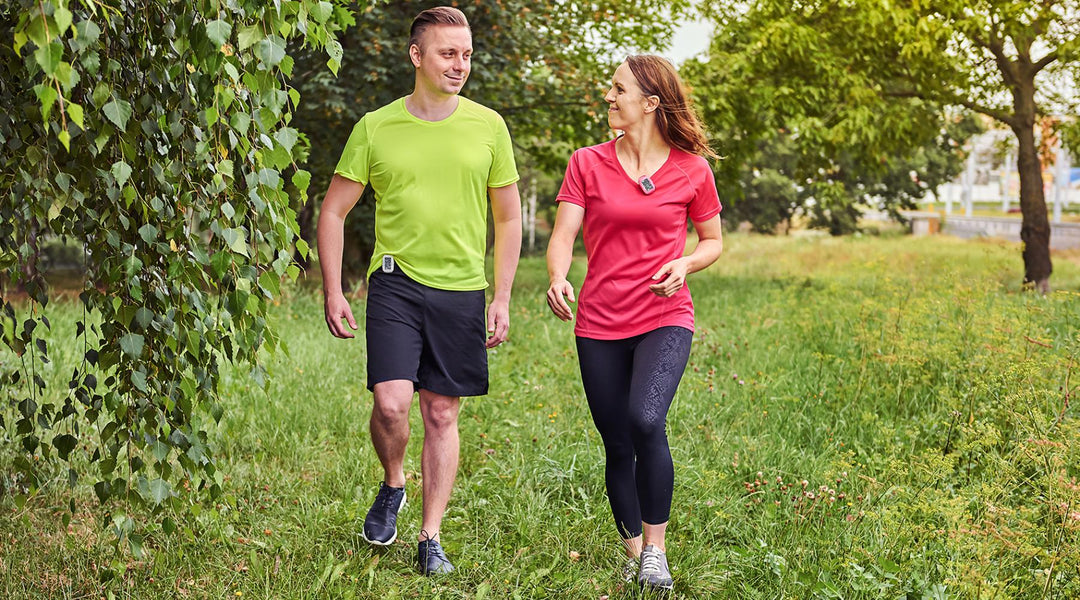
[413,284,482,574]
[416,389,461,539]
[363,269,424,546]
[371,380,415,488]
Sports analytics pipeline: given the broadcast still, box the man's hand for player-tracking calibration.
[546,278,576,321]
[486,297,510,348]
[649,258,690,298]
[324,293,358,338]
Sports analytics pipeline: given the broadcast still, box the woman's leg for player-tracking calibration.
[576,336,642,550]
[627,326,693,550]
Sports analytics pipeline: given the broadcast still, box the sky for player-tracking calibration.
[666,14,714,64]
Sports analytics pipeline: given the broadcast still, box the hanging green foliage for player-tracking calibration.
[0,0,352,553]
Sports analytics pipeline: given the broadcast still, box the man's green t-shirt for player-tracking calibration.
[334,96,519,291]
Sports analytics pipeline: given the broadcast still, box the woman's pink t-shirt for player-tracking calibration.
[556,139,722,340]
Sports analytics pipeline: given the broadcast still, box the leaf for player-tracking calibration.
[138,223,158,244]
[274,127,298,152]
[257,35,286,67]
[128,533,144,558]
[131,369,147,392]
[326,38,343,65]
[206,19,232,47]
[54,6,74,35]
[94,480,111,503]
[103,99,133,129]
[111,161,132,186]
[310,1,334,22]
[231,111,250,135]
[259,271,281,298]
[292,168,311,199]
[34,43,63,76]
[34,84,58,122]
[119,333,144,357]
[147,479,170,507]
[52,434,78,460]
[237,25,263,51]
[221,228,249,256]
[67,102,84,129]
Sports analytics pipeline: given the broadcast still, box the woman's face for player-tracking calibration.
[604,62,657,131]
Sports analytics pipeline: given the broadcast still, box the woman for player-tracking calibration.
[546,55,723,592]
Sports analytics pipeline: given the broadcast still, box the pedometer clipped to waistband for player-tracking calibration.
[382,255,395,273]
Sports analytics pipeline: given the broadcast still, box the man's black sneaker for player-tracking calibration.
[361,483,405,546]
[417,534,454,575]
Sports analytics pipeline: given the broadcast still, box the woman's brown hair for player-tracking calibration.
[624,55,717,159]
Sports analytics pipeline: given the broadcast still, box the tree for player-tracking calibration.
[700,120,977,236]
[697,0,1080,291]
[1,0,350,552]
[289,0,691,284]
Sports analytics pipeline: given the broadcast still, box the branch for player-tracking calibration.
[884,89,1018,128]
[1033,51,1058,74]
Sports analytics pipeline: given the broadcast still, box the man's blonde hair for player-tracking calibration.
[409,6,470,51]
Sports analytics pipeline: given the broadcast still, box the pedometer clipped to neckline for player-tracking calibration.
[638,175,656,195]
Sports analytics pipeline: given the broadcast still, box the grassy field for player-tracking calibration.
[2,233,1080,599]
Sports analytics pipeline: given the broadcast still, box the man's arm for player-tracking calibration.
[317,174,366,338]
[486,182,523,348]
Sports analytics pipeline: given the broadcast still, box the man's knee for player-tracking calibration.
[420,393,460,432]
[372,381,414,424]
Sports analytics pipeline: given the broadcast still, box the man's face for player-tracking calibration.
[411,25,472,97]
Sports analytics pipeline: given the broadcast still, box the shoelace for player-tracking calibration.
[376,486,401,509]
[640,550,664,576]
[419,530,448,561]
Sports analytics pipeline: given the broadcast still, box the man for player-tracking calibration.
[316,6,521,576]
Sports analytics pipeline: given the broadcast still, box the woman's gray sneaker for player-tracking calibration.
[621,556,639,584]
[361,483,405,545]
[638,545,674,591]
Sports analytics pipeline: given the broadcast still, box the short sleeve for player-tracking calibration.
[334,117,371,185]
[689,160,722,222]
[488,116,519,188]
[556,150,586,208]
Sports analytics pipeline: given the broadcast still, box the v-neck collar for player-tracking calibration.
[609,137,673,189]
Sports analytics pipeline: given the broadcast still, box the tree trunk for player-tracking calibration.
[18,220,40,295]
[1011,78,1052,293]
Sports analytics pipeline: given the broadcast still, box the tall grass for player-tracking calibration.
[2,234,1079,598]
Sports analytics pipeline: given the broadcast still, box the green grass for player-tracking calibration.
[3,234,1080,599]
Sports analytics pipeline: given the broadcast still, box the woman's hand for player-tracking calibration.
[649,258,690,297]
[546,278,577,321]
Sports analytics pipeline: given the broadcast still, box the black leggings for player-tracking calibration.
[576,326,693,539]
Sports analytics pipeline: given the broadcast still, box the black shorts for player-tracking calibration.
[365,267,488,397]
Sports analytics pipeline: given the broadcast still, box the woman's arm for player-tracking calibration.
[648,215,723,298]
[545,202,585,321]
